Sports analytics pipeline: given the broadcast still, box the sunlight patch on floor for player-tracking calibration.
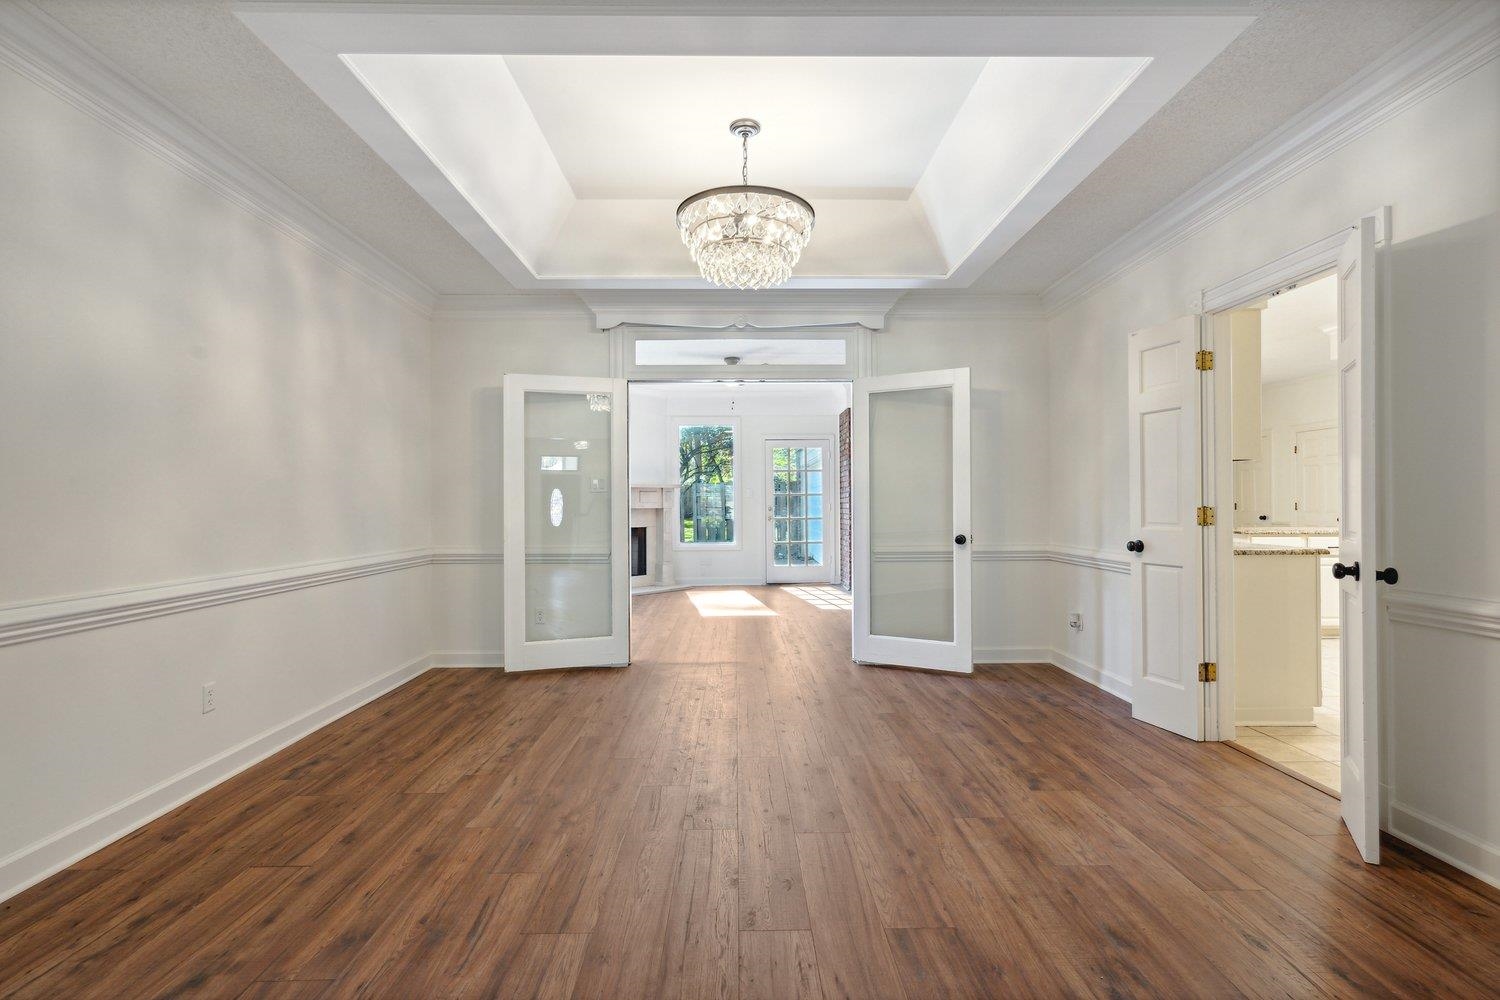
[688,589,777,617]
[783,585,853,611]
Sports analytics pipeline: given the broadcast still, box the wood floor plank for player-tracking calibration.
[2,586,1496,998]
[738,930,824,1000]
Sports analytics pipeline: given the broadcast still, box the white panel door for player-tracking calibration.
[1127,317,1205,739]
[1336,217,1383,864]
[1295,425,1340,527]
[503,374,629,671]
[852,369,971,673]
[766,439,835,584]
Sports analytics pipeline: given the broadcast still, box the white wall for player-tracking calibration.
[428,307,1055,662]
[1047,57,1500,881]
[0,61,432,897]
[630,382,848,586]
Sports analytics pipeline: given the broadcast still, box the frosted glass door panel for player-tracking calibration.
[868,386,954,642]
[523,391,613,641]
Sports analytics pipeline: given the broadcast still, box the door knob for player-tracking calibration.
[1332,561,1360,581]
[1126,539,1144,553]
[954,534,968,546]
[1375,566,1399,585]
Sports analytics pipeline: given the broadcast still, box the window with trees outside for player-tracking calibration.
[679,424,734,543]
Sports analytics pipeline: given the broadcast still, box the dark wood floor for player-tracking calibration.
[2,585,1497,998]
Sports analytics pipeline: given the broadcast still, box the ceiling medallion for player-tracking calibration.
[675,119,815,290]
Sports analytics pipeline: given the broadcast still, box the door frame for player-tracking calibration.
[1200,211,1390,767]
[764,436,839,585]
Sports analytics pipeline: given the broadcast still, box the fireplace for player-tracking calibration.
[631,526,648,578]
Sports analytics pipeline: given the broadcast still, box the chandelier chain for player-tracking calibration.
[741,131,749,185]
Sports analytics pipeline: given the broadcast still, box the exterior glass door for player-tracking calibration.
[766,439,833,584]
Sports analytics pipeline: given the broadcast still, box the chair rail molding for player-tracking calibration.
[0,549,435,648]
[1041,0,1500,314]
[1386,590,1500,640]
[0,1,436,317]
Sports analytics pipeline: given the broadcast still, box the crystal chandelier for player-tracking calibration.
[676,119,815,290]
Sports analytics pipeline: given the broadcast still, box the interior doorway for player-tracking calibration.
[1218,271,1344,796]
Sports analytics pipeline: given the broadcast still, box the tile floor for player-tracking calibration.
[1230,638,1342,796]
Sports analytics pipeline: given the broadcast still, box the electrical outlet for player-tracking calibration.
[1068,613,1083,632]
[202,682,217,714]
[533,609,545,625]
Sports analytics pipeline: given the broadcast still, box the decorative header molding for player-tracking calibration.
[1042,0,1500,315]
[577,289,905,331]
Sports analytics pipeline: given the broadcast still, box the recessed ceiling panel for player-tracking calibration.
[238,6,1254,290]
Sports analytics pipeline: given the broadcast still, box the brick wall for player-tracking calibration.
[838,407,852,592]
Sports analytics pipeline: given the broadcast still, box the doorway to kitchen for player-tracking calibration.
[1220,270,1344,796]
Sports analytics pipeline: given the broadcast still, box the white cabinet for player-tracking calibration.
[1222,308,1264,462]
[1233,549,1323,725]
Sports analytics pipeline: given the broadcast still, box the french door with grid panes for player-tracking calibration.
[765,439,834,584]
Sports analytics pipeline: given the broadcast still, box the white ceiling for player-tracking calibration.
[25,1,1459,297]
[1261,271,1338,384]
[241,6,1245,290]
[504,55,988,199]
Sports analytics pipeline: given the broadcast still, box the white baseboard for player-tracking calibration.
[1048,648,1133,702]
[428,651,504,668]
[975,647,1133,703]
[1388,801,1500,888]
[0,651,432,904]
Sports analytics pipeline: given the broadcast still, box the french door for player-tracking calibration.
[765,439,834,584]
[852,369,972,673]
[502,374,629,671]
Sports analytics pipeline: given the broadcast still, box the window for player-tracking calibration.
[679,424,734,543]
[539,455,579,471]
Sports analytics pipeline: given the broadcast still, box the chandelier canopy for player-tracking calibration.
[675,119,815,290]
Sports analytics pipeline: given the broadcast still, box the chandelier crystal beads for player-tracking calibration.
[675,120,814,290]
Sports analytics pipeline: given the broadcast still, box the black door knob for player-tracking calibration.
[1375,566,1399,585]
[1126,539,1144,553]
[954,534,967,546]
[1258,514,1269,521]
[1332,561,1360,581]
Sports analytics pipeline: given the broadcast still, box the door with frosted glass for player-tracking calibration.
[502,374,629,670]
[852,369,972,673]
[765,439,834,584]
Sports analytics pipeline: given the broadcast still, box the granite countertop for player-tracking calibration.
[1234,526,1339,536]
[1233,546,1333,556]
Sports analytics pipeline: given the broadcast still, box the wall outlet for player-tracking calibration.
[533,609,545,625]
[1068,613,1083,632]
[202,682,217,714]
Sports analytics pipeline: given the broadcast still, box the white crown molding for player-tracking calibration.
[0,549,434,648]
[0,2,438,318]
[1386,590,1500,641]
[578,289,906,331]
[1041,0,1500,315]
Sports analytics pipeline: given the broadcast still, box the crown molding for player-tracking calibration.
[0,2,438,318]
[578,289,906,331]
[1041,0,1500,316]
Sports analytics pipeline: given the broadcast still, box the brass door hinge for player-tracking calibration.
[1196,505,1216,526]
[1198,662,1218,683]
[1195,350,1214,371]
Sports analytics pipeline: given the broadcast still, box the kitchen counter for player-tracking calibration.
[1233,546,1332,556]
[1235,526,1338,536]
